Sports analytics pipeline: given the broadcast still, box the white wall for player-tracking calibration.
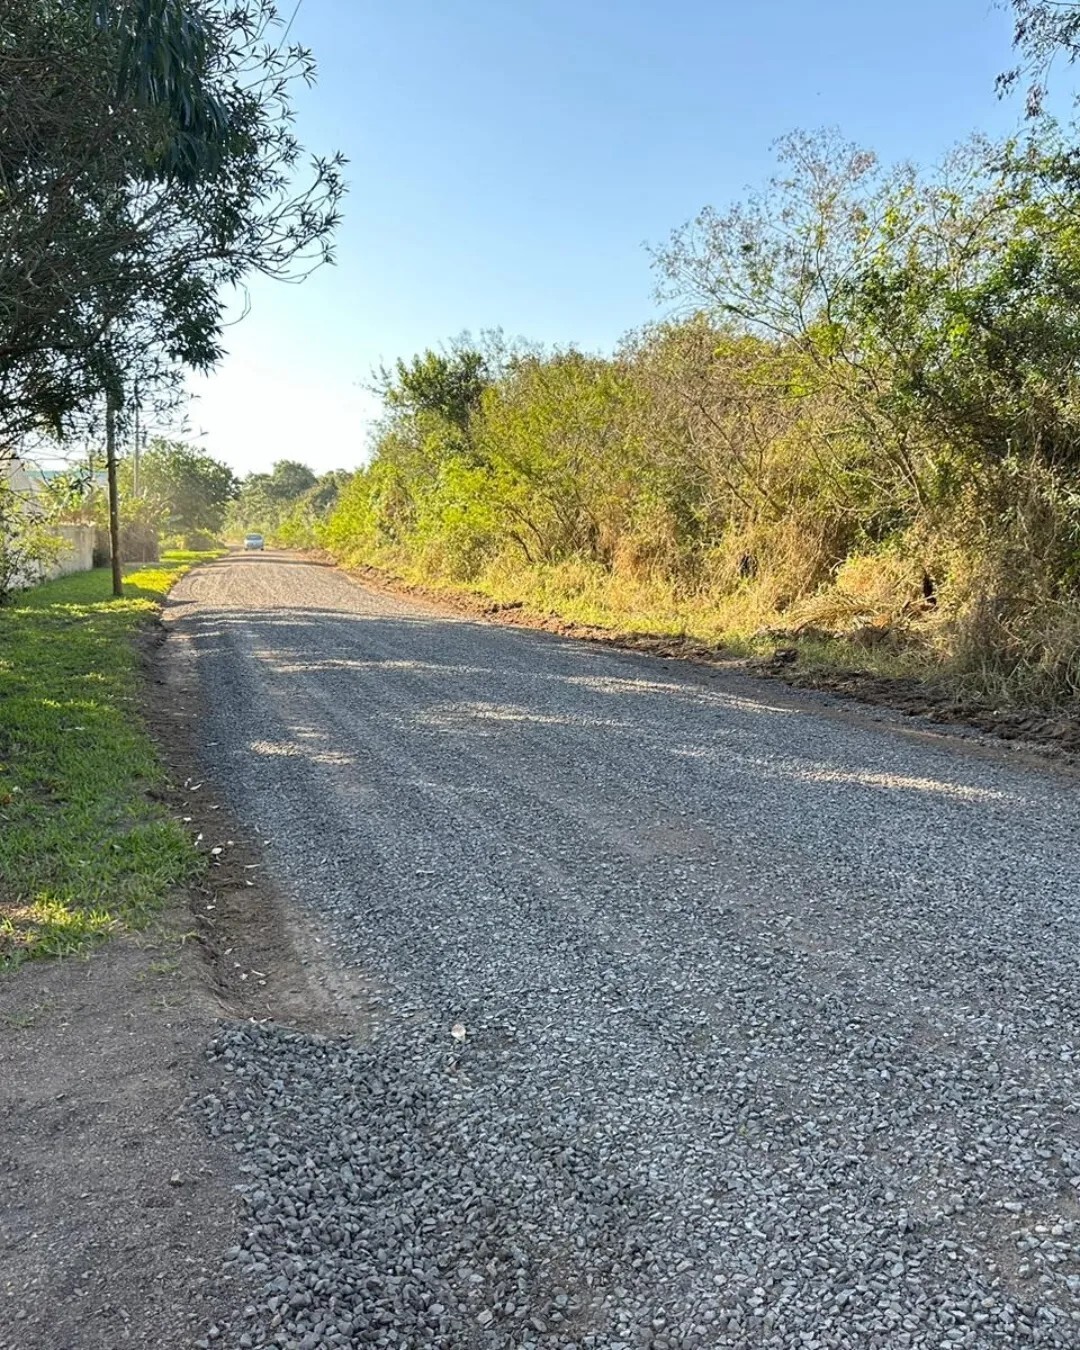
[3,457,96,587]
[44,524,95,579]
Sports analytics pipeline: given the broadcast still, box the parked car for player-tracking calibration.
[243,533,265,551]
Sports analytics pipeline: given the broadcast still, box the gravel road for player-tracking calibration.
[168,551,1080,1350]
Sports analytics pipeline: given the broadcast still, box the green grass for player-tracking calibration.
[0,551,222,968]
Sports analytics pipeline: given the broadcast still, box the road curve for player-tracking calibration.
[168,550,1080,1350]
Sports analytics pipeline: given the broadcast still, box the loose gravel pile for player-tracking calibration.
[177,555,1080,1348]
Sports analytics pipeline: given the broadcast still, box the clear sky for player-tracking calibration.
[188,0,1030,477]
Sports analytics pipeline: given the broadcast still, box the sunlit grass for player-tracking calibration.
[354,550,947,685]
[0,550,221,968]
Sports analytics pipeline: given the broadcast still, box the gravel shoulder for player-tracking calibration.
[164,550,1080,1349]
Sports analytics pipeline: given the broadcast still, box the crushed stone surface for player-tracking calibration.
[169,552,1080,1348]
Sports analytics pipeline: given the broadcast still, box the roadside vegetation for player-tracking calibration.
[0,1,341,967]
[226,459,352,546]
[245,3,1080,709]
[110,437,240,561]
[1,0,342,590]
[0,552,221,967]
[324,120,1080,708]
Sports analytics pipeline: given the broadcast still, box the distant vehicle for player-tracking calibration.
[243,533,265,551]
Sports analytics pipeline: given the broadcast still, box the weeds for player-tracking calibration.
[0,998,53,1030]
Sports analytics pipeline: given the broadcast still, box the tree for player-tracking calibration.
[229,459,322,533]
[264,460,319,502]
[1,0,344,592]
[379,348,490,437]
[848,136,1080,470]
[999,1,1080,112]
[0,0,345,451]
[653,130,932,517]
[303,469,353,514]
[119,439,237,533]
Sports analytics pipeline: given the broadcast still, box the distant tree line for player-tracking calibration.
[227,461,353,543]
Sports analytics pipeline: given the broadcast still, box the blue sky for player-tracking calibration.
[189,0,1030,475]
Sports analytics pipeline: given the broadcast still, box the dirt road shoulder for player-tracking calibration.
[0,560,366,1350]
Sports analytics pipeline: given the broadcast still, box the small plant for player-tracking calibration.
[0,998,53,1029]
[143,955,182,978]
[0,478,62,604]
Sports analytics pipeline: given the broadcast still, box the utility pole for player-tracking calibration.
[105,389,123,598]
[132,383,141,497]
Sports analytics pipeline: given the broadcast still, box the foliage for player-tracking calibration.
[377,347,491,437]
[0,551,216,967]
[0,481,62,603]
[231,459,316,525]
[0,0,344,451]
[229,461,349,543]
[314,123,1080,704]
[999,1,1080,113]
[117,437,237,534]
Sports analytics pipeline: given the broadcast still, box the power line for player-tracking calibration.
[279,0,304,47]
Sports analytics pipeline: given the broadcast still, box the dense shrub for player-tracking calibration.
[316,128,1080,703]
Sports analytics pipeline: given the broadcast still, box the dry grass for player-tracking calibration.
[327,472,1080,712]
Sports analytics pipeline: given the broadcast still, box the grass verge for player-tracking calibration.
[0,550,223,968]
[337,549,934,672]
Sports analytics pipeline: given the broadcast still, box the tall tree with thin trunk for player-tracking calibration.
[0,0,345,579]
